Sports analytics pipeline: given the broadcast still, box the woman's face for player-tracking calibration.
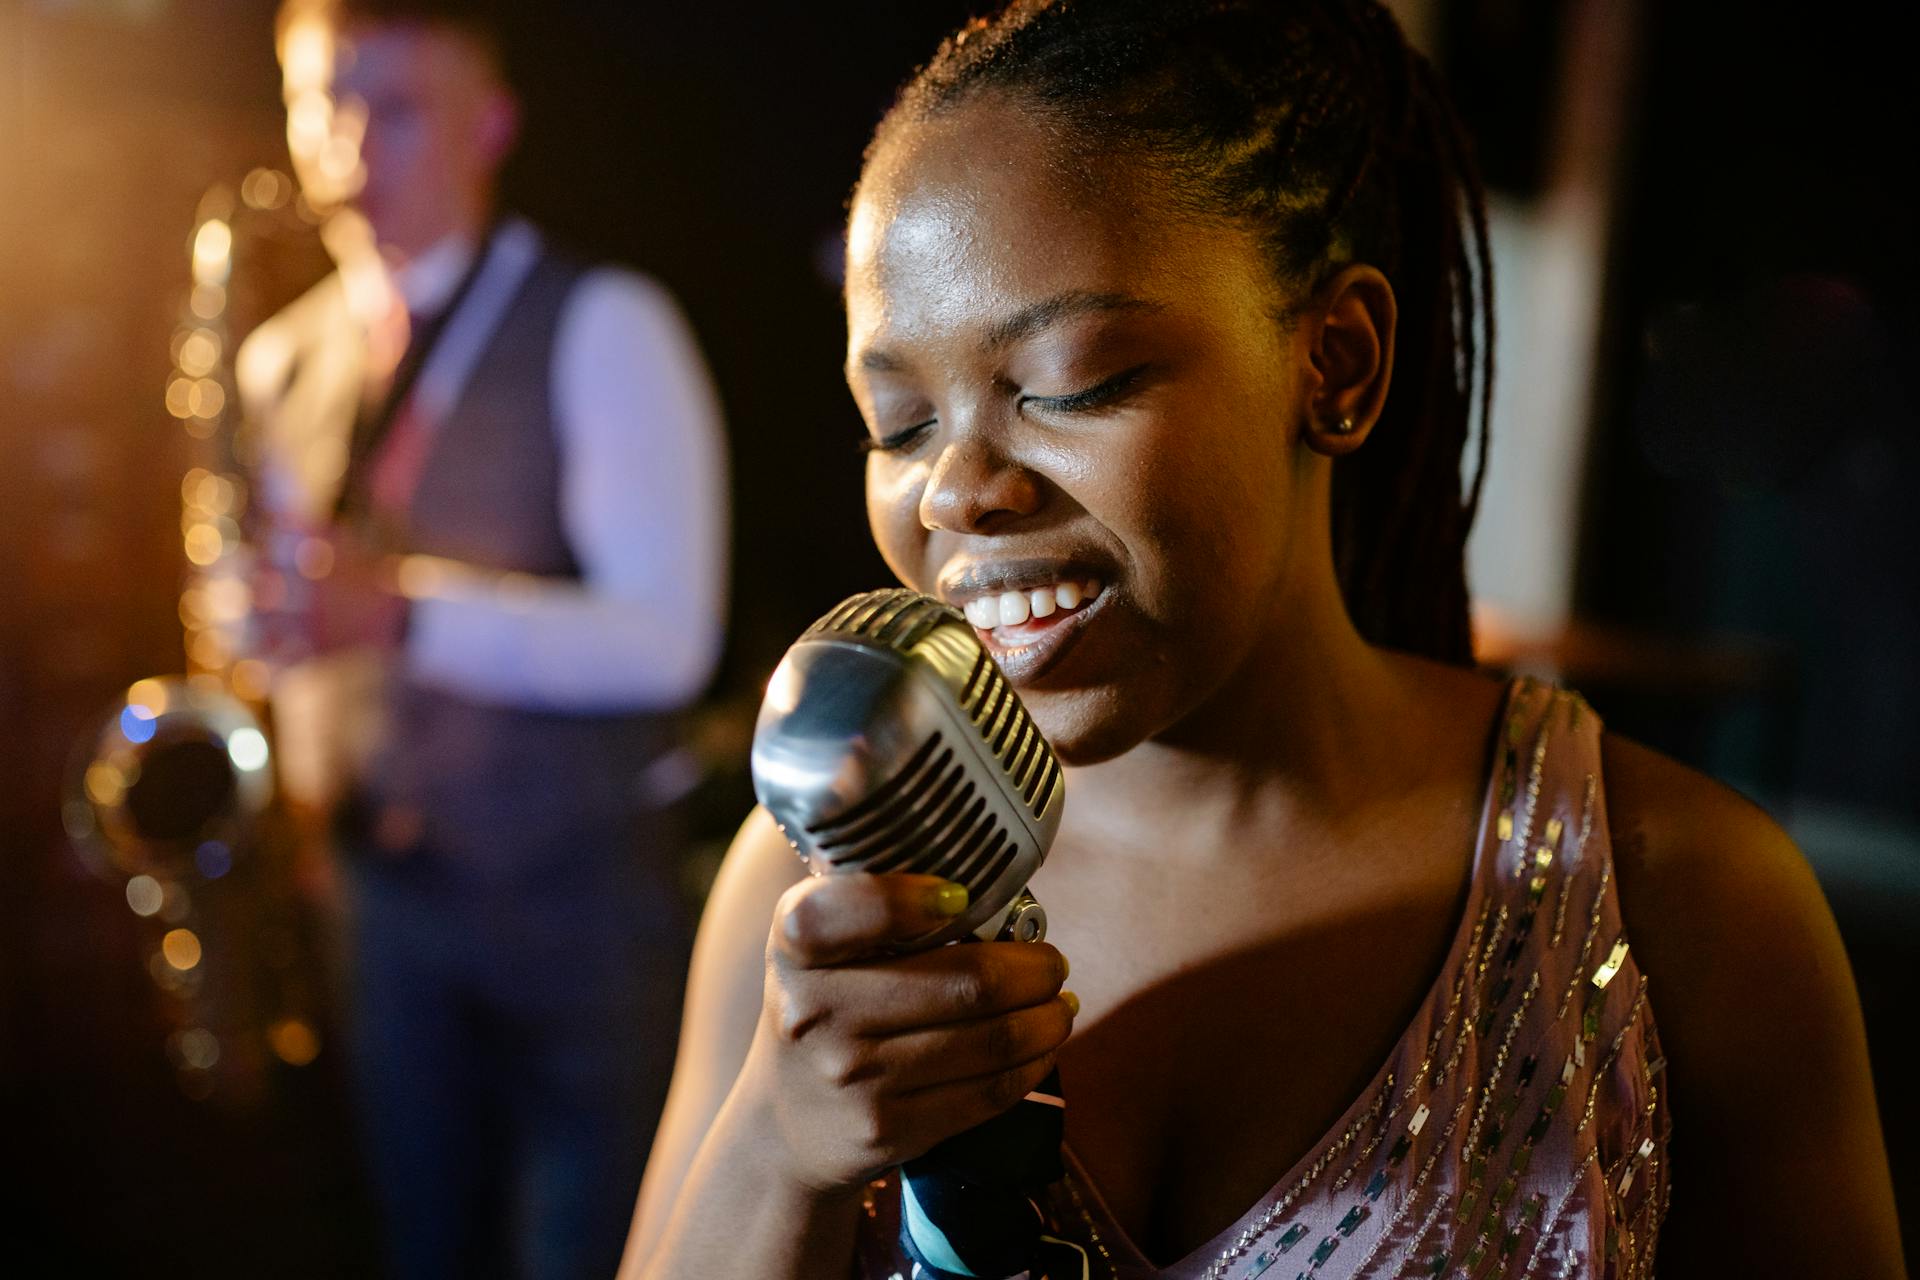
[845,95,1323,763]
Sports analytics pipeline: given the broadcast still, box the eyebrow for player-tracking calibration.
[854,290,1165,374]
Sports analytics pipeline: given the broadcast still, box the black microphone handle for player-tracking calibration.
[897,1067,1066,1280]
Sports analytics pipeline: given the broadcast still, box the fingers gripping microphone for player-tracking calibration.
[752,589,1068,1280]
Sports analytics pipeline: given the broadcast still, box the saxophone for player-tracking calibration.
[63,168,332,1100]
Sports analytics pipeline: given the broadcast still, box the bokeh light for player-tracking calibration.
[189,283,226,319]
[240,167,292,211]
[187,378,226,419]
[173,1027,220,1070]
[194,841,232,879]
[227,729,269,774]
[165,376,195,419]
[183,522,224,566]
[119,704,157,744]
[191,220,232,286]
[126,678,170,715]
[177,329,220,378]
[161,929,203,972]
[85,761,128,807]
[269,1018,321,1067]
[125,875,164,918]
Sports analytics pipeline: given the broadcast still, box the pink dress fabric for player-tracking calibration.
[860,679,1671,1279]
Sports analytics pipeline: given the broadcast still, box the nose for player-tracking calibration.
[918,433,1043,535]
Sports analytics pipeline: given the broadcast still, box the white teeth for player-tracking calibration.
[959,577,1106,631]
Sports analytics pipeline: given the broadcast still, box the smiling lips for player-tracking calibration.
[960,578,1104,630]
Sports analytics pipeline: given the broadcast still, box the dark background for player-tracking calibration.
[2,0,1914,1272]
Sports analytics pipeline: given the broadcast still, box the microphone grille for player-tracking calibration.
[806,587,956,651]
[808,589,1062,824]
[801,730,1024,901]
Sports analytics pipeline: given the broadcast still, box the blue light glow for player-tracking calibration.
[195,841,233,879]
[120,706,157,744]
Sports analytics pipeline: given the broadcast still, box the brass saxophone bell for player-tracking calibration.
[65,677,273,883]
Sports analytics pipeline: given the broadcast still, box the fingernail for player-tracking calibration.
[932,882,969,917]
[1063,991,1081,1017]
[1060,953,1070,980]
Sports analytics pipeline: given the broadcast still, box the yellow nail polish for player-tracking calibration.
[1063,991,1081,1017]
[933,882,969,916]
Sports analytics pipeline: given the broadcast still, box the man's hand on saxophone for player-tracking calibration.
[251,528,408,663]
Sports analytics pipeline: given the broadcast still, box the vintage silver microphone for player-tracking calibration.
[751,587,1063,946]
[751,587,1072,1280]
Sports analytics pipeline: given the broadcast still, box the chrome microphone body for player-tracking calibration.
[751,588,1064,947]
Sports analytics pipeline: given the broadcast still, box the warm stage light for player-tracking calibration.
[183,523,224,566]
[162,929,203,972]
[269,1018,321,1067]
[191,220,233,286]
[177,329,220,378]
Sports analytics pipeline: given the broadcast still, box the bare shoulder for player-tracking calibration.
[1599,731,1849,1094]
[1600,732,1830,973]
[1599,732,1905,1276]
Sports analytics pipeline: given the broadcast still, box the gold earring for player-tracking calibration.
[1330,415,1357,435]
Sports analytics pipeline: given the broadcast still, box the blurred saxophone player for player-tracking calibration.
[236,2,728,1276]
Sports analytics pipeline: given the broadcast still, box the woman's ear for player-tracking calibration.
[1301,264,1396,457]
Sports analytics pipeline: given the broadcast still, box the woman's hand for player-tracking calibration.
[743,873,1076,1193]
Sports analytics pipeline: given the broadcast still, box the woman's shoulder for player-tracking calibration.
[1597,731,1830,972]
[1596,727,1863,1076]
[1595,732,1903,1272]
[1597,731,1846,1038]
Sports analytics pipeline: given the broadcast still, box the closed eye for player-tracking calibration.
[1021,364,1151,415]
[858,418,936,454]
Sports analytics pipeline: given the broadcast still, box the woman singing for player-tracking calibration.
[623,1,1904,1275]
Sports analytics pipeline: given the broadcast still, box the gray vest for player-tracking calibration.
[356,248,677,895]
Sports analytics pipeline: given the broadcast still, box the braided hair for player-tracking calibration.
[863,0,1493,664]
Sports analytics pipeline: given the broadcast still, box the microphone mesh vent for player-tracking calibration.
[803,731,1019,897]
[810,589,1062,823]
[808,588,956,652]
[958,645,1061,818]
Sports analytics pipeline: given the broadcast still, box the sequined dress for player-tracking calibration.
[859,680,1671,1279]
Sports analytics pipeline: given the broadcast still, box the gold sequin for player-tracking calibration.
[1578,978,1650,1135]
[1511,733,1552,879]
[1550,776,1598,948]
[1463,973,1541,1160]
[1344,1102,1470,1274]
[1591,937,1631,990]
[1558,862,1612,1020]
